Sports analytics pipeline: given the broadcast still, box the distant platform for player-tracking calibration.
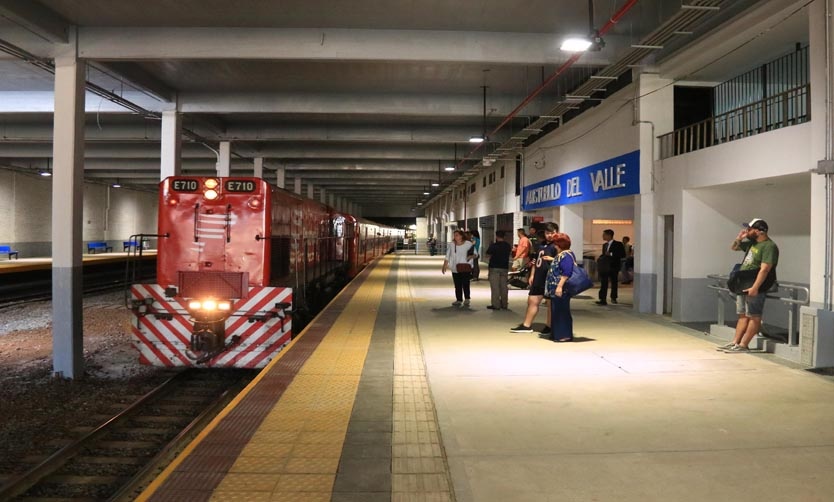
[0,251,157,275]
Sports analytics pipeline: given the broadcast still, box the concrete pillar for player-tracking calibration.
[51,51,85,379]
[319,187,326,204]
[635,73,674,314]
[307,182,314,199]
[254,157,263,178]
[275,166,285,189]
[160,110,182,180]
[294,177,302,195]
[804,0,834,366]
[559,204,584,259]
[635,193,658,314]
[810,0,834,309]
[217,141,231,177]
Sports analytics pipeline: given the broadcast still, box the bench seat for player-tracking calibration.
[0,245,18,260]
[87,242,113,253]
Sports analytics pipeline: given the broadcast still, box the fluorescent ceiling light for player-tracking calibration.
[431,182,439,187]
[444,166,455,171]
[39,171,52,177]
[469,135,484,143]
[560,37,593,52]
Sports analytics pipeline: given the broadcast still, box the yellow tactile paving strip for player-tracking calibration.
[392,263,455,502]
[210,259,390,501]
[138,257,391,502]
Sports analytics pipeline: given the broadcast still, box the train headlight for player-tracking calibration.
[202,300,217,311]
[188,300,202,310]
[204,189,219,200]
[204,178,219,189]
[218,301,232,311]
[247,196,262,210]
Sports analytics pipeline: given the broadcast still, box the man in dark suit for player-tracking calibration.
[596,229,626,305]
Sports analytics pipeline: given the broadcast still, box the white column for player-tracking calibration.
[217,141,231,177]
[635,193,658,313]
[253,157,263,178]
[51,50,86,379]
[559,204,584,259]
[635,73,673,314]
[294,177,302,195]
[275,166,285,189]
[810,0,834,309]
[307,183,314,199]
[319,187,326,204]
[160,110,182,180]
[328,193,335,208]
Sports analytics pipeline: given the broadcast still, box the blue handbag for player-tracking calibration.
[545,251,593,297]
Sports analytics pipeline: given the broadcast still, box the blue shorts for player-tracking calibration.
[736,293,766,317]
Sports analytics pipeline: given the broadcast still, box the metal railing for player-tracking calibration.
[660,84,810,159]
[706,274,810,346]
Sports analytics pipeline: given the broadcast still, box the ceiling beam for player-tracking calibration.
[77,27,614,66]
[0,0,69,43]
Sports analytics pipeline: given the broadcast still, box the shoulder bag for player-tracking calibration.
[727,247,777,295]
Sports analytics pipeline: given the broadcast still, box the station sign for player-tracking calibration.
[521,150,640,210]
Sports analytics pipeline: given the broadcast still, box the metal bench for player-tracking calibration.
[87,242,113,253]
[123,240,140,251]
[0,245,19,260]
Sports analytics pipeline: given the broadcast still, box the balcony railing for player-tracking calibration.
[659,84,810,159]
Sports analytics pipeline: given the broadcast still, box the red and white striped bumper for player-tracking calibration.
[129,284,292,368]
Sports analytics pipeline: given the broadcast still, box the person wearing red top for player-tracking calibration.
[512,228,530,271]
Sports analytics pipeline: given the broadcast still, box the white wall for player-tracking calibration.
[0,168,158,255]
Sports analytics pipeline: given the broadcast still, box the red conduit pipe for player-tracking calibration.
[457,0,640,168]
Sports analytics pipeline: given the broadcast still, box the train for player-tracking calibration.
[129,176,401,368]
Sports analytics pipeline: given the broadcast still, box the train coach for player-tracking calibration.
[129,176,398,368]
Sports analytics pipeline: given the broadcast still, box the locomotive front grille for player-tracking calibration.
[178,271,249,299]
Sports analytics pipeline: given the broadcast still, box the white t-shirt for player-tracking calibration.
[446,241,474,268]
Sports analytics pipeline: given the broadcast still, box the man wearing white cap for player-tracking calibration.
[720,218,779,352]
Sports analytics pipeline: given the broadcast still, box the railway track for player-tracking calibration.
[0,368,255,501]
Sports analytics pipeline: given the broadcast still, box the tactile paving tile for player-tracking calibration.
[390,266,454,501]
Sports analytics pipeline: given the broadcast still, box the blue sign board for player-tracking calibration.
[521,150,640,211]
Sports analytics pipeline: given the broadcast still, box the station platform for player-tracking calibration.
[139,253,834,502]
[0,251,156,275]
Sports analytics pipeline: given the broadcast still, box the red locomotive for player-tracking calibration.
[129,176,398,368]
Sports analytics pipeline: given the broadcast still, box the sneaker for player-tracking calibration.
[510,324,533,333]
[725,345,750,353]
[611,299,618,304]
[717,342,737,351]
[451,301,462,307]
[540,326,552,335]
[595,300,608,306]
[486,305,498,310]
[463,299,471,306]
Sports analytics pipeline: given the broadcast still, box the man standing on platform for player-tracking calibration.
[720,218,779,353]
[485,230,512,310]
[596,229,626,305]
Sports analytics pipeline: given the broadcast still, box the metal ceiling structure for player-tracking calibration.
[0,0,772,215]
